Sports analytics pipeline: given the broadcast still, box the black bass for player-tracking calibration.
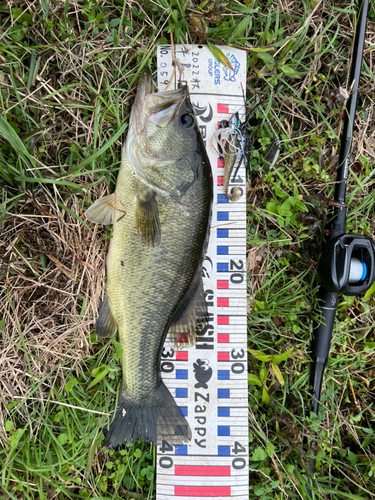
[85,70,213,447]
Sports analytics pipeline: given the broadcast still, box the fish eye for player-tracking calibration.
[180,113,195,129]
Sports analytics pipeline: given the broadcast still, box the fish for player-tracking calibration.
[85,70,213,447]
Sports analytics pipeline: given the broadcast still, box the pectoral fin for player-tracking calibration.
[95,295,117,338]
[85,193,116,225]
[136,191,161,246]
[167,276,209,349]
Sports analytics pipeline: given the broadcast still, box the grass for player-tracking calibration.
[0,0,375,498]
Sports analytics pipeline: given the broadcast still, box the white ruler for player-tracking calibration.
[156,45,248,499]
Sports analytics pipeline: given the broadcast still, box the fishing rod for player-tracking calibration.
[306,0,373,494]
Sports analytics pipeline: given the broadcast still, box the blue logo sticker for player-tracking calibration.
[223,53,240,82]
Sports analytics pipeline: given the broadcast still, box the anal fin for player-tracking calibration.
[136,190,161,246]
[167,277,209,349]
[85,193,116,225]
[95,295,117,338]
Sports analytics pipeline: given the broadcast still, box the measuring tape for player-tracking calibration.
[156,45,248,499]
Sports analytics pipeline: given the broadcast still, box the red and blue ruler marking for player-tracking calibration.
[157,45,248,499]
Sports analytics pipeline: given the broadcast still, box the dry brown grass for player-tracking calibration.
[0,184,108,443]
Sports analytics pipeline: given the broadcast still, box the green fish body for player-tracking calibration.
[85,71,213,446]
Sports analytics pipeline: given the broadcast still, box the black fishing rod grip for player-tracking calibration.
[311,287,338,359]
[310,287,338,415]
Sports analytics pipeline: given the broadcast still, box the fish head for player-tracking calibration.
[127,70,205,195]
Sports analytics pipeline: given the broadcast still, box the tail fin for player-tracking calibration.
[104,382,191,447]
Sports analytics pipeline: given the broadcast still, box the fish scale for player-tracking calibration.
[156,45,249,499]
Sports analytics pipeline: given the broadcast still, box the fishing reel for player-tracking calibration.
[319,233,375,296]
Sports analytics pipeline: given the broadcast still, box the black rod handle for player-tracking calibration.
[305,288,338,497]
[310,287,338,414]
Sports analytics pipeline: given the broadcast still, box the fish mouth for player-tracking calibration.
[131,70,188,133]
[131,70,153,127]
[144,85,188,127]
